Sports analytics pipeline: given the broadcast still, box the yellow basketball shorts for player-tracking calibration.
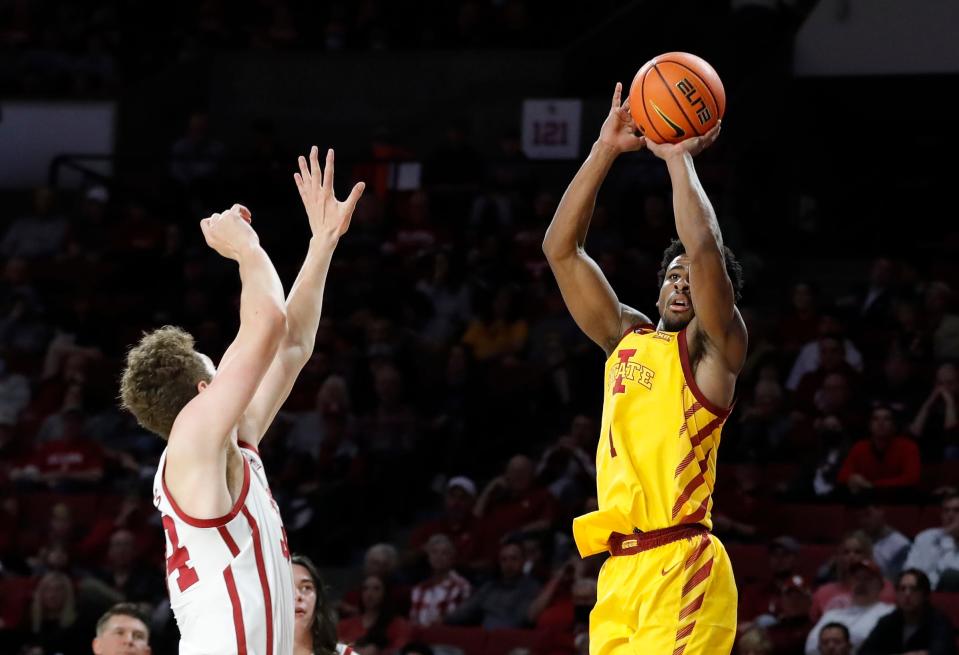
[589,525,737,655]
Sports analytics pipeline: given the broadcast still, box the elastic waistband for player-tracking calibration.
[608,524,709,556]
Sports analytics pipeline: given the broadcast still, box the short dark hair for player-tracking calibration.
[657,238,743,302]
[870,399,898,421]
[95,603,148,637]
[897,568,932,596]
[819,621,850,643]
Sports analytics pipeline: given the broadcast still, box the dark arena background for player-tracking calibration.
[2,1,959,654]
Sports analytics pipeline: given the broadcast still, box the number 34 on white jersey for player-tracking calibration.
[153,442,294,655]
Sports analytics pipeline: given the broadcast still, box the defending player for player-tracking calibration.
[542,82,745,654]
[292,553,358,655]
[120,147,364,654]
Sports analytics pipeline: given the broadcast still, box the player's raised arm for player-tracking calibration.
[645,126,746,374]
[238,147,365,446]
[170,204,287,454]
[543,82,651,356]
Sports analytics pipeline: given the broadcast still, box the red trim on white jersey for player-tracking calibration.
[238,440,259,455]
[223,564,248,655]
[218,526,240,556]
[242,505,273,655]
[162,455,252,528]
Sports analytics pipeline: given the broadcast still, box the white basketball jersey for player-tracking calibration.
[153,441,294,655]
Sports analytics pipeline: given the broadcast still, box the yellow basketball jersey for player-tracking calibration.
[573,325,731,557]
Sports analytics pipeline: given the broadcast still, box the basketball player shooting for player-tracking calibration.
[120,147,364,654]
[542,82,745,654]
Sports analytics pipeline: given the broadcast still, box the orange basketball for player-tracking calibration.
[628,52,725,144]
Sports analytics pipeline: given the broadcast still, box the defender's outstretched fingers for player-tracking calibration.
[339,181,366,234]
[344,181,365,213]
[323,149,334,193]
[309,146,321,189]
[297,155,310,186]
[611,82,622,109]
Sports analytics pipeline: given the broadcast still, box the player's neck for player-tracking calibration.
[292,638,312,655]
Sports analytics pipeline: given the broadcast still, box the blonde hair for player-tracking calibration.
[841,530,875,557]
[737,627,772,655]
[119,326,212,438]
[31,571,76,632]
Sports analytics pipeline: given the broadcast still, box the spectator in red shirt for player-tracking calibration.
[407,476,483,574]
[838,403,920,500]
[474,454,556,559]
[528,558,595,635]
[740,536,803,621]
[15,408,104,491]
[409,534,471,627]
[768,576,816,655]
[75,493,159,568]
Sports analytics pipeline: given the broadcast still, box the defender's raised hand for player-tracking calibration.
[200,204,258,261]
[294,146,365,247]
[598,82,646,154]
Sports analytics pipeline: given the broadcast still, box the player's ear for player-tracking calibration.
[91,637,100,654]
[197,380,209,393]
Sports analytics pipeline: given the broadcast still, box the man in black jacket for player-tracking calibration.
[860,568,957,655]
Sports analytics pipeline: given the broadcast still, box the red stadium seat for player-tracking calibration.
[924,461,959,492]
[932,592,959,630]
[762,463,801,492]
[796,544,835,582]
[938,461,959,488]
[484,628,546,655]
[879,505,922,539]
[775,504,846,544]
[20,492,104,526]
[0,576,35,629]
[917,505,944,536]
[839,505,924,540]
[738,582,766,621]
[412,625,488,655]
[726,544,768,585]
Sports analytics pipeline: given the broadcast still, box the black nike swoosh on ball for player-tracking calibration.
[651,102,686,138]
